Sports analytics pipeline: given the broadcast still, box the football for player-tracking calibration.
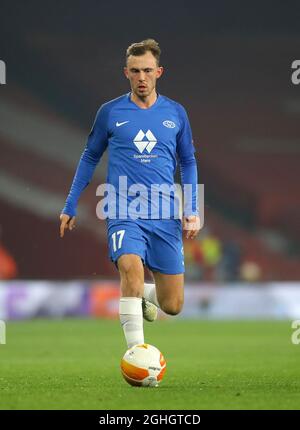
[121,343,166,387]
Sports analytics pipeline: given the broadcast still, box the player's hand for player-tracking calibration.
[60,213,76,238]
[183,215,201,239]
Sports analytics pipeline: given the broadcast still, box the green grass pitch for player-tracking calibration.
[0,318,299,409]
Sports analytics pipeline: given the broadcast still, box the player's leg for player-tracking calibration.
[118,254,145,348]
[143,273,184,316]
[107,220,147,348]
[141,272,159,322]
[118,253,144,298]
[143,272,184,314]
[152,272,184,315]
[143,219,185,316]
[143,271,159,307]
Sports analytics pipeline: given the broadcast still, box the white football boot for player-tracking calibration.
[142,297,158,322]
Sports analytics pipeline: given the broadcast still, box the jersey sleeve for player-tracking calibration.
[176,104,199,217]
[61,105,109,217]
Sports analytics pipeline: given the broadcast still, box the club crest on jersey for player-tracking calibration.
[163,120,176,128]
[133,129,157,154]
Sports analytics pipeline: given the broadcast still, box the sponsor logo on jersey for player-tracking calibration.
[133,129,157,154]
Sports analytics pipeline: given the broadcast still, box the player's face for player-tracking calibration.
[124,51,163,98]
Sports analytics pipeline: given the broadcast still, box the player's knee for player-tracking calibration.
[161,299,183,316]
[118,255,141,273]
[118,256,143,297]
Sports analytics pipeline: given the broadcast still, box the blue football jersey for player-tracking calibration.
[62,92,198,219]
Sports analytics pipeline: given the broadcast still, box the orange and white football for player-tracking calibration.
[121,344,166,387]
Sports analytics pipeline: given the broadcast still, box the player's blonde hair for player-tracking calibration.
[126,39,161,66]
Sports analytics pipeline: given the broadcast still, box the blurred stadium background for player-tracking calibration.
[0,0,300,321]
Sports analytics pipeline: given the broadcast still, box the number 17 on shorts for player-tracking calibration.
[111,230,125,252]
